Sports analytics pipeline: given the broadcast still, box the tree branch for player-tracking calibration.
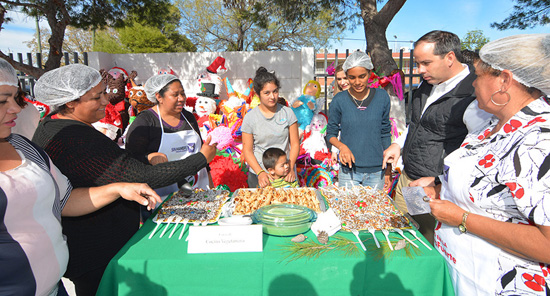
[0,50,46,78]
[0,0,44,11]
[375,0,406,28]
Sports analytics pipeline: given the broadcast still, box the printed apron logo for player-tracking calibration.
[171,146,188,153]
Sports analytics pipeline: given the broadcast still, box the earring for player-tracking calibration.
[490,89,511,107]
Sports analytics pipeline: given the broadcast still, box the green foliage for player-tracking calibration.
[462,30,490,51]
[278,235,361,263]
[178,0,345,51]
[491,0,550,30]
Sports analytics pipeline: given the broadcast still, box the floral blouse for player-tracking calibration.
[435,98,550,295]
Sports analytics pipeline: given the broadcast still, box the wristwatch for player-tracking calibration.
[458,212,469,234]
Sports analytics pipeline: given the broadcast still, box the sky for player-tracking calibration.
[0,0,549,54]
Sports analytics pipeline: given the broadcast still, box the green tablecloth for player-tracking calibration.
[97,218,454,296]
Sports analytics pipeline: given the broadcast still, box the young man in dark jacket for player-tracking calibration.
[383,30,491,244]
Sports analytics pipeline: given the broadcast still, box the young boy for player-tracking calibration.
[262,147,298,188]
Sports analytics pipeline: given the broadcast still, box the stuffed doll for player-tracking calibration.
[95,69,135,141]
[195,95,218,139]
[300,113,331,162]
[197,56,226,100]
[291,80,321,133]
[127,77,154,125]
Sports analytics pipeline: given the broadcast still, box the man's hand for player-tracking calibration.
[382,143,401,169]
[410,177,436,188]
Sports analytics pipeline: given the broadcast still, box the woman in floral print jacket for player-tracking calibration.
[415,34,550,295]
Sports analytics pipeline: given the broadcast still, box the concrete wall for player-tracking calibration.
[87,48,315,101]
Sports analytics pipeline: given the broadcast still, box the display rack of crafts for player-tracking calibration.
[320,185,409,231]
[149,188,230,239]
[231,186,326,215]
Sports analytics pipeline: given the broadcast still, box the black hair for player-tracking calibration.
[415,30,462,62]
[253,67,280,95]
[158,79,182,98]
[262,147,287,170]
[459,49,480,65]
[56,98,80,115]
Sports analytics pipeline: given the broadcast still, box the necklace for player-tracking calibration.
[349,90,369,110]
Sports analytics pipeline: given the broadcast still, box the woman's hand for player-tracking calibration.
[258,171,272,188]
[429,199,465,227]
[200,136,218,163]
[284,169,296,183]
[147,152,168,165]
[117,183,163,211]
[338,144,355,168]
[422,185,440,200]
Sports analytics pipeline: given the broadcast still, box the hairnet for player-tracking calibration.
[34,64,102,109]
[0,58,18,87]
[144,74,179,103]
[479,34,550,95]
[342,51,374,72]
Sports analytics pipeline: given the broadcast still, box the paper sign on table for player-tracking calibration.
[402,186,432,215]
[187,225,263,254]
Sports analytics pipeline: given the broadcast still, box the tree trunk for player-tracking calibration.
[359,0,406,77]
[0,0,69,79]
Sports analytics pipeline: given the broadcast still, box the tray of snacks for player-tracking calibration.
[231,186,326,215]
[154,188,230,224]
[320,185,409,231]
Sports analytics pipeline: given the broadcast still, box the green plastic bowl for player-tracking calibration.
[252,204,317,236]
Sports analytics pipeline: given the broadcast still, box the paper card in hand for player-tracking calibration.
[402,186,432,215]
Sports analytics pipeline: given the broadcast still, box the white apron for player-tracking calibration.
[154,106,209,198]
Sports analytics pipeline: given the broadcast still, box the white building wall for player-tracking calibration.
[86,48,315,102]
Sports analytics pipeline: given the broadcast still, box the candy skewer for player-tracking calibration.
[160,216,175,238]
[393,228,419,248]
[382,229,393,251]
[408,229,432,250]
[148,222,161,239]
[178,219,189,240]
[169,216,183,238]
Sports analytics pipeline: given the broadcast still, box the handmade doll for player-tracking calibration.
[195,95,218,139]
[300,113,331,162]
[127,77,154,125]
[291,80,321,132]
[95,69,136,141]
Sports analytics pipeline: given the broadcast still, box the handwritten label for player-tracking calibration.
[187,225,263,254]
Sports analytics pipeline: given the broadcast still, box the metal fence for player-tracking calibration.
[314,48,421,124]
[10,52,88,97]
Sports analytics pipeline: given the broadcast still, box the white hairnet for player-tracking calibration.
[34,64,102,109]
[342,51,374,72]
[144,74,179,103]
[0,58,18,87]
[479,34,550,95]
